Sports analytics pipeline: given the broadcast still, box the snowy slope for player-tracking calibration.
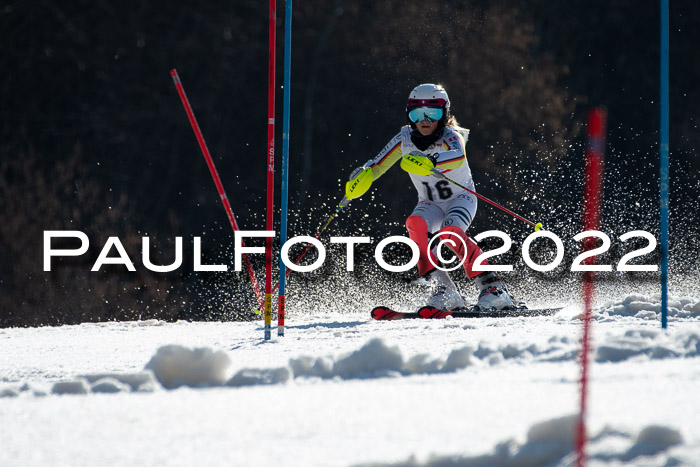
[1,293,699,466]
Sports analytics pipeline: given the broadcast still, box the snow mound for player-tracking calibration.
[144,344,231,389]
[289,338,475,380]
[599,293,700,320]
[139,338,474,390]
[43,371,160,396]
[333,338,404,378]
[469,327,699,365]
[6,328,700,398]
[52,379,90,395]
[80,371,158,392]
[595,328,700,362]
[360,415,685,466]
[1,387,20,398]
[227,367,292,387]
[89,377,131,394]
[621,425,685,461]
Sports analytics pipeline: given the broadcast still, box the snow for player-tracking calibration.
[1,293,700,466]
[145,345,232,389]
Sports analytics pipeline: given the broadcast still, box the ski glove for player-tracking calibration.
[409,150,438,166]
[349,166,365,180]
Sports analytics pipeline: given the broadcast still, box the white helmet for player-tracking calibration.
[406,83,450,126]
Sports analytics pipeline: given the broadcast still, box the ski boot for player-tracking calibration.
[427,269,465,310]
[474,272,517,310]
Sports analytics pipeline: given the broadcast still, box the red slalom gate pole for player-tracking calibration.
[576,107,606,467]
[264,0,277,340]
[170,69,264,310]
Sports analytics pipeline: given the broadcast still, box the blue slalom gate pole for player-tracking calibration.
[278,0,293,337]
[660,0,669,330]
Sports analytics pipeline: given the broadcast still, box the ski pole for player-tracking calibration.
[271,196,349,294]
[400,153,542,230]
[170,69,265,310]
[431,168,542,231]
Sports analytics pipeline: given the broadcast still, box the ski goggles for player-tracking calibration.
[408,106,443,123]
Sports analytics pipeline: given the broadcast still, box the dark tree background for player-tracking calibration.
[1,0,698,326]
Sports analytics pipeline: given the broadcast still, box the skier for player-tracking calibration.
[346,83,517,310]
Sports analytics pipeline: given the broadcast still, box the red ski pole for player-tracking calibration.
[170,69,264,310]
[401,153,543,231]
[430,169,542,231]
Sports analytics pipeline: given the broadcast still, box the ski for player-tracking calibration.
[371,305,562,321]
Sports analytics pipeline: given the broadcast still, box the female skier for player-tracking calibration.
[346,83,516,310]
